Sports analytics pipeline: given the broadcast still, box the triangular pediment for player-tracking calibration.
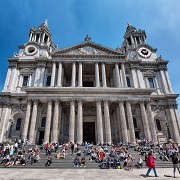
[52,41,124,56]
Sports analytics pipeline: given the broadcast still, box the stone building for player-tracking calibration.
[0,20,179,145]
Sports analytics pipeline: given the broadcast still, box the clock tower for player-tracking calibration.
[121,22,157,61]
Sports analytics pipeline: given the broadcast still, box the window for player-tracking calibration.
[156,119,162,131]
[126,77,131,87]
[46,75,51,86]
[133,117,138,128]
[22,76,29,86]
[41,117,46,127]
[16,118,22,130]
[148,77,155,88]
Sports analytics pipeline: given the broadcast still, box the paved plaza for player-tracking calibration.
[0,168,178,180]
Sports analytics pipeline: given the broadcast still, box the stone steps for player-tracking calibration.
[0,145,173,169]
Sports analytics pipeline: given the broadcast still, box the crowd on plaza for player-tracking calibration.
[0,138,180,177]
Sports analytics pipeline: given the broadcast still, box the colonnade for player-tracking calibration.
[21,99,164,145]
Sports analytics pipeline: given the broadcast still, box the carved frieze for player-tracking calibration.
[66,46,108,55]
[151,105,165,111]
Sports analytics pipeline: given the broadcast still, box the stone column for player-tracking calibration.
[118,100,128,142]
[146,101,158,142]
[95,62,100,87]
[69,100,75,143]
[50,62,56,87]
[0,105,10,142]
[140,101,151,140]
[44,100,52,143]
[22,100,32,141]
[131,68,139,88]
[115,63,121,87]
[121,63,127,87]
[29,100,38,144]
[103,100,112,144]
[39,65,45,87]
[101,63,107,87]
[137,68,145,88]
[34,66,41,87]
[3,67,11,91]
[164,70,174,93]
[77,100,83,145]
[71,62,76,87]
[160,69,169,93]
[78,62,83,87]
[126,100,136,143]
[52,100,59,143]
[57,62,62,87]
[9,65,17,91]
[167,106,180,143]
[96,100,104,144]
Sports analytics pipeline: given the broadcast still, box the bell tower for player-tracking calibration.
[28,19,53,52]
[122,22,147,52]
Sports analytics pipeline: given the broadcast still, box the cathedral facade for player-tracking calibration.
[0,21,179,145]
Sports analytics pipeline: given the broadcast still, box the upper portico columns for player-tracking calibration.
[78,62,83,87]
[95,62,100,87]
[115,63,121,87]
[101,63,107,87]
[71,62,76,87]
[121,62,127,87]
[50,62,56,87]
[57,62,62,87]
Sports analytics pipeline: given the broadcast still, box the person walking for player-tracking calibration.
[145,152,158,177]
[172,152,180,178]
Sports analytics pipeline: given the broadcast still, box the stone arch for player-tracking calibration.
[153,112,168,143]
[9,109,26,140]
[154,112,166,131]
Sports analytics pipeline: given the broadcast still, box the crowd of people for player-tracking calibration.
[0,138,180,177]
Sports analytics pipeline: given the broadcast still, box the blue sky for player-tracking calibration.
[0,0,180,111]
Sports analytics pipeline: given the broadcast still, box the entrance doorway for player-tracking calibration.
[38,131,44,145]
[83,122,95,144]
[135,131,140,139]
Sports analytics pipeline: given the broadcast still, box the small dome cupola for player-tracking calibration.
[122,22,147,50]
[28,19,53,49]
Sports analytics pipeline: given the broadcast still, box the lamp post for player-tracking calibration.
[166,123,172,142]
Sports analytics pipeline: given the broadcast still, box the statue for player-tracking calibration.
[43,19,48,27]
[85,35,91,41]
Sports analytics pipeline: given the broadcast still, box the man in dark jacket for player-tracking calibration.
[172,152,180,178]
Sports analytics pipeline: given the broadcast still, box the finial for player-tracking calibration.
[127,22,130,26]
[43,19,48,27]
[85,35,91,41]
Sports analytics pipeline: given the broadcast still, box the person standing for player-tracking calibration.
[145,152,158,177]
[172,152,180,178]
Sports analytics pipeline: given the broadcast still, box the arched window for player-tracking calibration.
[133,117,137,128]
[41,117,46,127]
[126,77,131,87]
[156,119,162,131]
[16,118,22,130]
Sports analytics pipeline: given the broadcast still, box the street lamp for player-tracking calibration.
[166,123,172,142]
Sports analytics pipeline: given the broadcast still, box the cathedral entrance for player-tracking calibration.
[38,131,44,145]
[83,122,95,144]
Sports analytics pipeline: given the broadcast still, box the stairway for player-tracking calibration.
[0,145,173,169]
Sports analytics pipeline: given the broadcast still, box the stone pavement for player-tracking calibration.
[0,168,178,180]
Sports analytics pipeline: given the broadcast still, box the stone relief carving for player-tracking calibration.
[151,105,165,112]
[67,46,108,55]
